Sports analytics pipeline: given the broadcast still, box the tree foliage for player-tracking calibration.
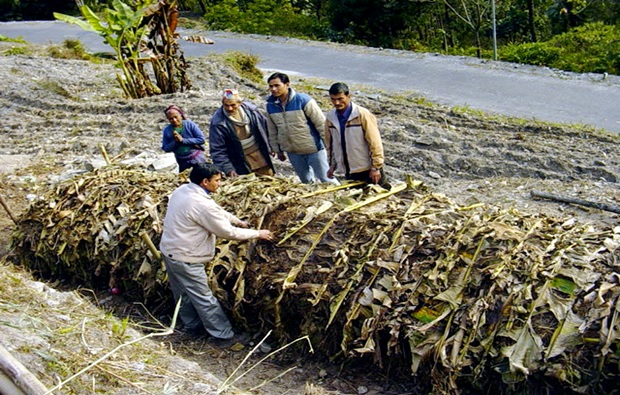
[502,22,620,74]
[202,0,325,37]
[4,0,620,74]
[0,0,76,21]
[197,0,620,74]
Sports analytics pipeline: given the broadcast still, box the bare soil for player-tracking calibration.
[1,41,619,395]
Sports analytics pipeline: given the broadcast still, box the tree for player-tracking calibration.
[291,0,328,21]
[442,0,492,56]
[327,0,423,48]
[55,0,191,98]
[0,0,76,21]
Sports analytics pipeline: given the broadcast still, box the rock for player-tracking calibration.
[83,158,108,171]
[148,154,178,172]
[428,171,441,179]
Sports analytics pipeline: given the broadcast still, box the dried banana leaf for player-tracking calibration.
[11,169,620,394]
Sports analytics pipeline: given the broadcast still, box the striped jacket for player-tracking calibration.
[265,88,326,155]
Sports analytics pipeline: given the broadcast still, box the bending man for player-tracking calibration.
[159,163,274,345]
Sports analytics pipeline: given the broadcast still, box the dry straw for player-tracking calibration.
[10,167,620,393]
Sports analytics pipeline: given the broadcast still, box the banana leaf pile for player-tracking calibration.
[11,168,620,393]
[11,166,182,301]
[213,175,620,394]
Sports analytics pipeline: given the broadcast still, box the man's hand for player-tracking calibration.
[370,168,381,184]
[277,152,287,161]
[228,170,239,179]
[258,230,275,241]
[238,220,250,228]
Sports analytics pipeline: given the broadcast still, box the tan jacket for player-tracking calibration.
[325,102,384,174]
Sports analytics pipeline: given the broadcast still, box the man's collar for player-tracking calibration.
[337,104,353,118]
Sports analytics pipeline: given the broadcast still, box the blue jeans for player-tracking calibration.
[288,149,339,185]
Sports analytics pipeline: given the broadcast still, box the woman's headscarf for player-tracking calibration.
[164,105,187,120]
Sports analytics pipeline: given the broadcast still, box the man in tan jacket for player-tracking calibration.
[325,82,390,189]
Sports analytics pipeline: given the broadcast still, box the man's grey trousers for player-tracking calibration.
[163,255,234,339]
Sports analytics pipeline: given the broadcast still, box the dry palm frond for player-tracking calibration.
[11,166,184,303]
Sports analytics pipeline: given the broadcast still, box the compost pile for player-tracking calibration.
[11,166,184,304]
[11,167,620,394]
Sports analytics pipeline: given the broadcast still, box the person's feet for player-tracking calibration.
[179,325,206,338]
[209,331,251,349]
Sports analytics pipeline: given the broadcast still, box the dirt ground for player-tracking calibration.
[0,40,619,395]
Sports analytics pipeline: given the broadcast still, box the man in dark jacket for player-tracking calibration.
[209,89,275,178]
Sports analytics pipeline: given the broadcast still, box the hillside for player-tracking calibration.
[1,42,619,394]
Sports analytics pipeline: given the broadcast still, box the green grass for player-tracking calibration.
[35,80,73,98]
[2,46,32,56]
[0,34,27,43]
[223,50,263,83]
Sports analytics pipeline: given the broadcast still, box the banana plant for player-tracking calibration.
[54,0,188,98]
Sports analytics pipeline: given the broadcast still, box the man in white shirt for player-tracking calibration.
[159,163,273,345]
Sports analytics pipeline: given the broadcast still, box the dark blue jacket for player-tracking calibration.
[161,119,206,171]
[161,119,205,153]
[209,102,274,176]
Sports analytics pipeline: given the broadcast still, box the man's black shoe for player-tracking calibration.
[209,331,251,349]
[180,326,206,338]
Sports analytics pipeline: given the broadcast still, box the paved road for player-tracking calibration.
[2,20,619,133]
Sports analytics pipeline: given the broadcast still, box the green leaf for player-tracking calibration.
[81,5,107,32]
[53,12,98,33]
[413,306,441,324]
[550,277,578,295]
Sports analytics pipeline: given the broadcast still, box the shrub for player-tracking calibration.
[0,34,27,43]
[501,22,620,75]
[202,0,244,32]
[501,41,562,66]
[48,39,89,60]
[203,0,324,39]
[223,51,263,82]
[2,46,31,56]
